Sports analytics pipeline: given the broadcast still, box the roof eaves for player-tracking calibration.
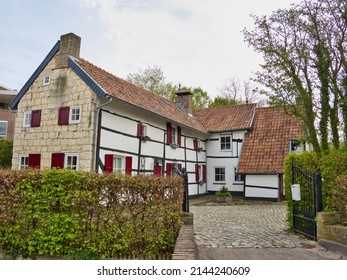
[208,126,252,134]
[68,57,108,98]
[9,41,60,109]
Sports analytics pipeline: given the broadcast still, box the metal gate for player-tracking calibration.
[292,163,323,240]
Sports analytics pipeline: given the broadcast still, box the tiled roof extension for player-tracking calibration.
[237,107,303,174]
[193,103,257,132]
[73,58,207,133]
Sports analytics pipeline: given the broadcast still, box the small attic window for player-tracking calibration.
[43,74,51,86]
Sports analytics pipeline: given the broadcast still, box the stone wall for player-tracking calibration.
[12,55,96,171]
[316,212,347,257]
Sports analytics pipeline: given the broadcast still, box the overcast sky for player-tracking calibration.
[0,0,302,98]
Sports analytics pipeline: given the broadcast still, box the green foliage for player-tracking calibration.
[0,169,183,259]
[215,186,231,197]
[334,177,347,226]
[126,65,211,109]
[320,149,347,211]
[0,139,13,168]
[284,152,319,229]
[284,149,347,229]
[209,96,238,108]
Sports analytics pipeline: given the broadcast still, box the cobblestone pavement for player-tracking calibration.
[191,203,306,249]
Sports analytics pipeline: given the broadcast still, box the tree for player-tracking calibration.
[209,96,238,108]
[218,77,261,104]
[127,65,211,109]
[243,0,347,154]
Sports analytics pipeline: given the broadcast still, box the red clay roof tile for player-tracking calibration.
[193,103,256,132]
[75,58,207,133]
[238,107,303,174]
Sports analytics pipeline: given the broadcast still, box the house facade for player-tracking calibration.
[10,33,302,201]
[0,84,17,140]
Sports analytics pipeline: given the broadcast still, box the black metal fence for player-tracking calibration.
[292,163,323,240]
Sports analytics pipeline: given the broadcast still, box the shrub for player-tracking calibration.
[0,169,183,259]
[215,186,231,197]
[0,139,13,168]
[334,177,347,225]
[320,149,347,211]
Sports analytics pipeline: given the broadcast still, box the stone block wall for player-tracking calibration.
[12,55,96,171]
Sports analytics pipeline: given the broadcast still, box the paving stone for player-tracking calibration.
[191,203,305,249]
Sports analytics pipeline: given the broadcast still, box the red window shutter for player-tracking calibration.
[177,127,182,146]
[104,154,113,173]
[58,106,70,125]
[193,138,198,151]
[166,122,172,145]
[31,110,41,127]
[178,163,182,172]
[125,156,132,175]
[51,153,65,169]
[195,164,200,183]
[203,164,207,182]
[166,163,172,176]
[137,123,144,137]
[154,165,162,176]
[28,154,41,169]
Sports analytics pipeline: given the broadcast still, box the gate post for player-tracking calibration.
[316,168,323,212]
[182,168,189,212]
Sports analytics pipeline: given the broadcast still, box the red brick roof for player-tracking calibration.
[75,58,207,133]
[238,107,303,174]
[193,103,256,132]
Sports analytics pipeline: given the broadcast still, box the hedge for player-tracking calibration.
[284,149,347,229]
[0,139,13,168]
[0,169,183,259]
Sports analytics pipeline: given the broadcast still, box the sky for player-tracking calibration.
[0,0,302,98]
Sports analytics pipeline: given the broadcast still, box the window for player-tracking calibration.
[28,154,41,169]
[23,111,32,127]
[43,74,51,86]
[113,156,123,174]
[0,121,8,139]
[19,154,29,169]
[140,157,146,170]
[221,136,231,150]
[215,167,225,182]
[171,127,176,144]
[69,106,81,124]
[137,123,148,138]
[104,154,132,175]
[234,167,244,182]
[65,153,79,170]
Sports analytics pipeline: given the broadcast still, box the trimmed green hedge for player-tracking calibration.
[0,139,13,168]
[0,169,183,259]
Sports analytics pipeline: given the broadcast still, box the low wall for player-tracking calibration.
[316,212,347,257]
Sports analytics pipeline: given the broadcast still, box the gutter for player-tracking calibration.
[91,96,113,172]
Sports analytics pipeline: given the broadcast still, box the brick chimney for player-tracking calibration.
[175,90,193,115]
[55,33,81,69]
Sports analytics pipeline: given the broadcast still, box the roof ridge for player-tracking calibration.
[193,102,257,112]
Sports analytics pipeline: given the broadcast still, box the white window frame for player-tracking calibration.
[65,153,79,170]
[113,155,125,174]
[43,74,51,86]
[171,127,176,144]
[19,154,29,169]
[23,111,32,128]
[0,121,8,139]
[69,105,82,124]
[220,136,231,151]
[215,167,226,182]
